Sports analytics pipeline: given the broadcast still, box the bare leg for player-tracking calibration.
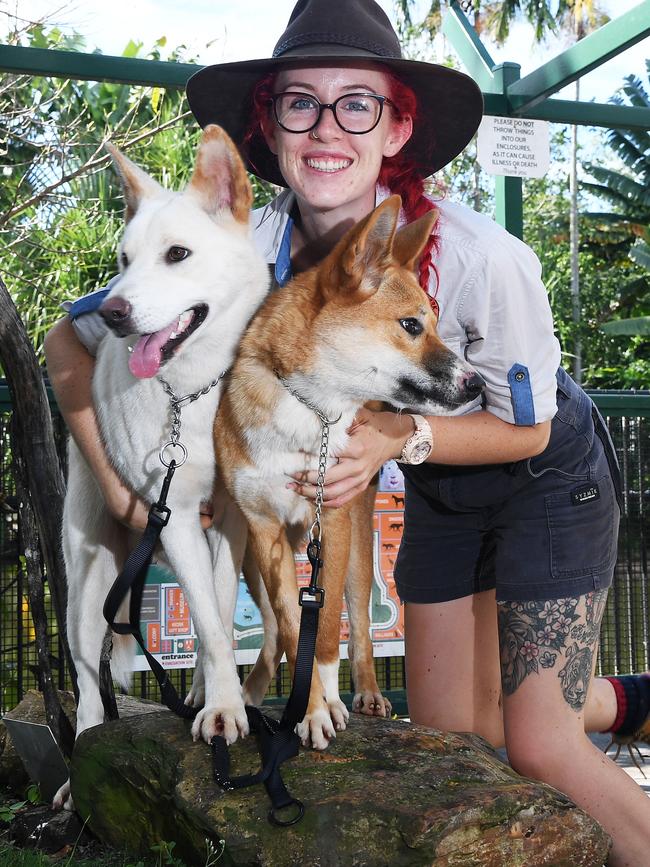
[405,589,504,745]
[500,591,650,867]
[405,588,623,747]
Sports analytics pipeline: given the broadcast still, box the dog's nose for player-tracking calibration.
[100,297,132,332]
[462,371,485,400]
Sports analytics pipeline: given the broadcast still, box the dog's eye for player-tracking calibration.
[167,245,191,263]
[120,252,128,268]
[399,318,423,336]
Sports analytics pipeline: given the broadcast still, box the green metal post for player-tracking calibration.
[491,63,524,239]
[441,2,497,92]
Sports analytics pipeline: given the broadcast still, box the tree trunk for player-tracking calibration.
[70,701,611,866]
[13,447,75,755]
[0,276,77,723]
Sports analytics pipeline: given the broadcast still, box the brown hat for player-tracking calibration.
[186,0,483,186]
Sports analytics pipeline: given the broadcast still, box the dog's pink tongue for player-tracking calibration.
[128,318,179,379]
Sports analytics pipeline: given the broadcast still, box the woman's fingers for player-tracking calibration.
[287,457,369,504]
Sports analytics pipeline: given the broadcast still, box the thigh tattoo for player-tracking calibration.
[497,590,608,710]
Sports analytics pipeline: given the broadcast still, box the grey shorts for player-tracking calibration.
[394,370,622,604]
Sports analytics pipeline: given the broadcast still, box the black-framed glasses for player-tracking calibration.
[270,91,394,135]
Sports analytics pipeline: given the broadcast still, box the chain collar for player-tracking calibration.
[273,370,341,427]
[157,372,226,468]
[274,370,341,543]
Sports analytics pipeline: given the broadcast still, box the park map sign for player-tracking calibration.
[133,461,407,672]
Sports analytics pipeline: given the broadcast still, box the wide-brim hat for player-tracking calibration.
[186,0,483,186]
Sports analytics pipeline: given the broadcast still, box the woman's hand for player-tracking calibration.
[287,407,413,508]
[102,481,214,532]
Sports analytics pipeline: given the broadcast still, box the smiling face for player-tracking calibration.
[263,63,412,224]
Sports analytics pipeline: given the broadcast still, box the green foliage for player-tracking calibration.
[395,1,603,46]
[0,785,40,823]
[0,24,200,362]
[0,800,27,823]
[579,61,650,368]
[523,139,650,388]
[149,840,185,867]
[600,316,650,337]
[0,833,223,866]
[582,63,650,236]
[630,239,650,271]
[0,20,280,365]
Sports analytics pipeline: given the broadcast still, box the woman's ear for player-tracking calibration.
[383,114,413,159]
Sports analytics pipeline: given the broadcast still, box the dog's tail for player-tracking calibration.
[107,594,137,690]
[110,632,137,691]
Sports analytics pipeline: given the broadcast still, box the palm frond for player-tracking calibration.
[600,316,650,336]
[629,240,650,271]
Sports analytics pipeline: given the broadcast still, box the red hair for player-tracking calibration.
[243,69,440,313]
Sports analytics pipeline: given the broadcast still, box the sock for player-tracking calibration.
[603,674,650,737]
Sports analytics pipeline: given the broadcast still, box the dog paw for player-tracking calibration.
[52,779,74,812]
[296,708,336,750]
[328,698,350,732]
[352,690,392,717]
[191,704,249,745]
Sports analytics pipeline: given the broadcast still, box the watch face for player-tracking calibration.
[411,441,432,463]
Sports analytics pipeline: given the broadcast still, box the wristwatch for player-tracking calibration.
[399,415,433,465]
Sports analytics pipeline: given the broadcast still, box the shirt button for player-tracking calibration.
[515,371,526,382]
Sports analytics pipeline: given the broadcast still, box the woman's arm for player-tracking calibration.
[288,406,551,508]
[44,316,151,530]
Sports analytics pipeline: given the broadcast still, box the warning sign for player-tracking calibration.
[477,116,549,178]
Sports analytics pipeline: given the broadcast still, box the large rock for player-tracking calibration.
[70,702,610,866]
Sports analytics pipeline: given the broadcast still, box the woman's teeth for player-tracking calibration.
[306,158,351,172]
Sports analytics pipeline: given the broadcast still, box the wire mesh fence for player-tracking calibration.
[1,383,648,716]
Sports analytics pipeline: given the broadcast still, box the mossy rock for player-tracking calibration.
[70,702,610,866]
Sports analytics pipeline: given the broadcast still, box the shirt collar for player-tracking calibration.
[252,185,408,289]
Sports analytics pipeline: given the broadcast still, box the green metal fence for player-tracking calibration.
[1,381,648,716]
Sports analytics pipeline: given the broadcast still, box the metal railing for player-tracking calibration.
[1,382,648,715]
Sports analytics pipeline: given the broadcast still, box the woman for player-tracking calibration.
[44,0,649,862]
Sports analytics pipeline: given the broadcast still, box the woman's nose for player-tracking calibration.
[312,105,342,139]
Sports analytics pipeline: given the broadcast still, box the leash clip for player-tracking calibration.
[302,539,325,608]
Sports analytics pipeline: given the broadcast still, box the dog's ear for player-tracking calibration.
[186,124,253,224]
[392,208,438,271]
[105,142,163,223]
[321,195,401,302]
